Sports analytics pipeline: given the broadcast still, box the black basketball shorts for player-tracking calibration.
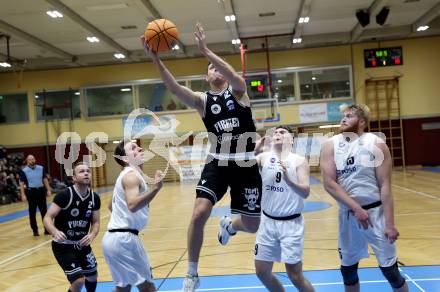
[196,158,262,217]
[52,241,98,283]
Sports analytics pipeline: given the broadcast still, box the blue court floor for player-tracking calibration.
[91,265,440,291]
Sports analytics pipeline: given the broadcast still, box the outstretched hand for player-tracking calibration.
[140,36,159,61]
[194,22,208,53]
[154,170,164,191]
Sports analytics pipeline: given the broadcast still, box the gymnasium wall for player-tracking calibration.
[1,35,439,167]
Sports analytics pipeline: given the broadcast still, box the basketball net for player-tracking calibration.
[11,60,27,89]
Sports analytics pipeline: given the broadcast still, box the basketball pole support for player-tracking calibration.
[39,89,75,181]
[239,32,294,101]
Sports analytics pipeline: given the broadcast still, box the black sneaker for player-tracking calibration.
[33,230,40,236]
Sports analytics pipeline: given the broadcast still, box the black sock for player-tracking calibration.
[85,280,97,292]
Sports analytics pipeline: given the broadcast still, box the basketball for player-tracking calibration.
[144,19,179,53]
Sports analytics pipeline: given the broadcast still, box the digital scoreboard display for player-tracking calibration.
[364,47,403,68]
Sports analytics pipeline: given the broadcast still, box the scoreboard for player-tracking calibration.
[364,47,403,68]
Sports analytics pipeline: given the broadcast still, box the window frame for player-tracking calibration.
[0,92,30,125]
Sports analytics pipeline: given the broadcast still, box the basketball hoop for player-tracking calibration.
[10,59,27,89]
[1,34,27,88]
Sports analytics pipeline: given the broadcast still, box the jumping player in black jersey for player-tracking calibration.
[142,23,262,291]
[44,162,101,292]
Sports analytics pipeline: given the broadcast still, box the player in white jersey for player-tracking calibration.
[102,140,164,292]
[320,104,408,292]
[254,126,315,292]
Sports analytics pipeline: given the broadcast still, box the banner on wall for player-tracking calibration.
[299,103,327,123]
[299,101,353,123]
[327,101,353,122]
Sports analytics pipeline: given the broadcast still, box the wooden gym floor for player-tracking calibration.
[0,167,439,291]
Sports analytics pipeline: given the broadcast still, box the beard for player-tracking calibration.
[338,123,358,134]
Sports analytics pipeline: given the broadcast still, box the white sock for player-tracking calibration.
[227,222,236,235]
[187,261,198,276]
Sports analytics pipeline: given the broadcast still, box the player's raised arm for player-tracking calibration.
[194,23,248,101]
[141,37,205,115]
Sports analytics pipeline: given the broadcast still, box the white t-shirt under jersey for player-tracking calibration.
[107,166,149,231]
[260,151,306,217]
[332,132,381,210]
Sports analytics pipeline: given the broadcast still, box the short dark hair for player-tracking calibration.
[114,140,129,167]
[72,161,89,175]
[275,125,292,133]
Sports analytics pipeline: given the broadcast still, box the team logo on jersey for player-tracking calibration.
[85,210,92,218]
[243,188,260,211]
[212,96,218,101]
[76,201,79,206]
[67,230,74,237]
[226,100,235,111]
[201,179,206,185]
[346,156,355,165]
[211,104,221,114]
[71,208,79,217]
[270,157,276,163]
[224,90,231,99]
[339,142,345,148]
[86,252,97,268]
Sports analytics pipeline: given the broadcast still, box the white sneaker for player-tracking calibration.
[218,216,236,245]
[182,274,200,292]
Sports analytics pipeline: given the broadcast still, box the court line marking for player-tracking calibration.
[392,184,440,201]
[0,213,110,268]
[400,267,425,292]
[0,239,52,268]
[158,278,440,291]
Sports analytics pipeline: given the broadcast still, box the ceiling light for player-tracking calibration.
[225,14,236,22]
[292,38,302,44]
[87,36,100,43]
[34,95,39,99]
[172,44,180,50]
[231,38,241,45]
[75,92,80,95]
[120,88,131,92]
[277,80,283,83]
[312,76,317,81]
[299,17,309,24]
[46,10,63,18]
[0,62,11,68]
[114,53,125,59]
[416,25,429,31]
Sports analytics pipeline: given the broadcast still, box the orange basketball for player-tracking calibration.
[144,19,179,53]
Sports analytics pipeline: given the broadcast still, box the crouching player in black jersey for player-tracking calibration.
[44,162,101,292]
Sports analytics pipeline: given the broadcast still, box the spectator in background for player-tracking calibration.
[0,146,6,159]
[19,155,52,236]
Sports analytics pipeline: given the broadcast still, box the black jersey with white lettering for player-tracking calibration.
[202,86,256,154]
[53,187,100,241]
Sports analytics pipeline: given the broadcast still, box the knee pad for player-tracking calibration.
[340,263,359,286]
[380,262,406,289]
